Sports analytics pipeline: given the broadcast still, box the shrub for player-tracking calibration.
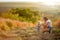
[6,21,13,27]
[53,20,60,29]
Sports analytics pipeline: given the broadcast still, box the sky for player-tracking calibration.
[0,0,60,6]
[0,0,60,2]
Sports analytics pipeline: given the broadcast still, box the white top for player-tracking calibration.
[46,20,52,27]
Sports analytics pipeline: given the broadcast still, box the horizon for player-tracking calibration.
[0,2,60,13]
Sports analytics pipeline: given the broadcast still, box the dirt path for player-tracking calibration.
[0,28,54,40]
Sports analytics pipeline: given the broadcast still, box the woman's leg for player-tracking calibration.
[49,27,52,33]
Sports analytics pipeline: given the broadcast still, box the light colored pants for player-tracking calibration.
[37,26,40,32]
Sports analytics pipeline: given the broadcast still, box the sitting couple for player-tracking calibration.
[37,17,52,33]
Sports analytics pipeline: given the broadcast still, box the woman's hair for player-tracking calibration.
[43,17,48,20]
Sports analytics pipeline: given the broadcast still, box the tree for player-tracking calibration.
[1,8,41,23]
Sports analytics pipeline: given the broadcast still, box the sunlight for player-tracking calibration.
[42,1,56,6]
[1,0,60,6]
[40,0,60,6]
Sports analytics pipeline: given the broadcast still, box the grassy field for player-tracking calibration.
[0,19,59,40]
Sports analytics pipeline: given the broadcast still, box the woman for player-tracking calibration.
[43,17,52,33]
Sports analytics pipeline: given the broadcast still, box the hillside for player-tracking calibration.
[0,2,60,40]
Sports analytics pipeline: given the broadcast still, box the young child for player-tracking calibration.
[37,19,41,32]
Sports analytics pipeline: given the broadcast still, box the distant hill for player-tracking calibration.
[0,2,59,13]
